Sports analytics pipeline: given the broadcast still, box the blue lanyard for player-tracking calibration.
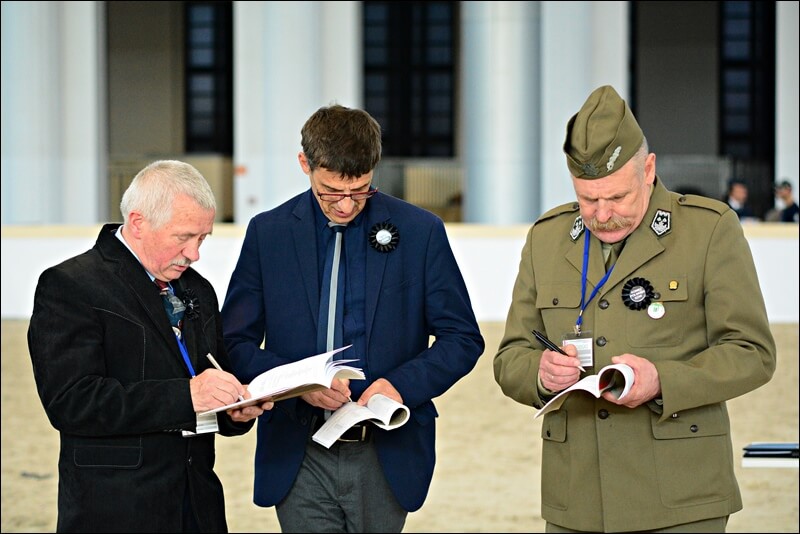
[156,276,196,377]
[173,329,196,377]
[576,230,614,335]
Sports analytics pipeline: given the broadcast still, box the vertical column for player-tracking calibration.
[61,1,106,223]
[2,2,61,224]
[775,0,799,191]
[1,1,104,224]
[540,1,630,214]
[461,2,541,224]
[461,1,630,224]
[233,2,362,224]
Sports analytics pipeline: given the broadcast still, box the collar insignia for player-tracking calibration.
[569,215,585,241]
[650,209,671,236]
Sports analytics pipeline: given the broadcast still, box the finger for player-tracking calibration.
[215,384,239,404]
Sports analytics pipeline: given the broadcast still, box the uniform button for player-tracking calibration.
[552,298,559,305]
[653,292,661,299]
[690,425,698,433]
[598,409,609,419]
[599,299,609,309]
[546,430,551,437]
[671,413,679,418]
[597,337,607,347]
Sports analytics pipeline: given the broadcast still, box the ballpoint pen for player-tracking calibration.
[532,330,586,372]
[206,353,246,402]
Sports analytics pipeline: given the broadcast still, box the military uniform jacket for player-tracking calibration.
[28,224,253,533]
[494,177,776,532]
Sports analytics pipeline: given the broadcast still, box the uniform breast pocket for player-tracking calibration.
[624,275,688,348]
[536,283,582,326]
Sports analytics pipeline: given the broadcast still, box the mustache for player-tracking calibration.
[172,259,192,267]
[586,215,631,232]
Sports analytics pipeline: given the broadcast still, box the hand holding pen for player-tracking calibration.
[206,353,246,402]
[532,330,586,372]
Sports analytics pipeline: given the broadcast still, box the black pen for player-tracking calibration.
[532,330,586,372]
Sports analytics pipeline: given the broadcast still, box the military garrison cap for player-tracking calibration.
[563,85,644,179]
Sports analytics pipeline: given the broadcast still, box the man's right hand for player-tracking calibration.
[301,378,351,410]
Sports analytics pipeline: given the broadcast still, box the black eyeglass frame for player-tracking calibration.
[316,188,378,202]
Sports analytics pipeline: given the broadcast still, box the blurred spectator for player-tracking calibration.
[723,179,758,221]
[765,180,799,222]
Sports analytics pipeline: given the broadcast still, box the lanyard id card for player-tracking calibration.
[562,331,594,370]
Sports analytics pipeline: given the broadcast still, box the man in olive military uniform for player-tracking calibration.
[494,85,776,532]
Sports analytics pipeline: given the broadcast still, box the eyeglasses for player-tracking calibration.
[316,188,378,202]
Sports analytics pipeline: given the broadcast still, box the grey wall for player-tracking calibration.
[635,1,719,156]
[107,1,184,156]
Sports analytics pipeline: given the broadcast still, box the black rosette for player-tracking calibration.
[369,221,399,253]
[621,277,655,311]
[182,288,200,320]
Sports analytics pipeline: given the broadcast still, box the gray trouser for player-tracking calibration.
[276,439,407,533]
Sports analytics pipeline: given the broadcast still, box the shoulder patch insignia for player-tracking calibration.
[570,215,585,241]
[650,209,671,236]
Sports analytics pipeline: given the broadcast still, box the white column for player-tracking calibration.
[461,1,541,224]
[61,1,106,222]
[540,1,629,218]
[775,0,799,191]
[1,1,104,224]
[233,1,362,224]
[461,1,629,224]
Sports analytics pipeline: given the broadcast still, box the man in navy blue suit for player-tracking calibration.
[222,104,484,532]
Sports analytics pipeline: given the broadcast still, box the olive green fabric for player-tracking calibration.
[563,85,644,179]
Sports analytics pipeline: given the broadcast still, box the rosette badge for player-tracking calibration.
[369,221,399,253]
[182,288,200,320]
[621,277,655,311]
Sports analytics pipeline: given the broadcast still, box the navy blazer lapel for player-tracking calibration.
[365,197,391,340]
[291,193,322,326]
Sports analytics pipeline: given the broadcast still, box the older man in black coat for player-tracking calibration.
[28,160,271,532]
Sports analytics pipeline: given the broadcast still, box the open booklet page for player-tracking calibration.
[312,393,410,449]
[534,363,634,419]
[200,345,363,415]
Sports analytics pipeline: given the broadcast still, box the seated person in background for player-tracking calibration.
[766,180,799,222]
[723,179,758,220]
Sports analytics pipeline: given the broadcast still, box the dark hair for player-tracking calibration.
[301,104,382,178]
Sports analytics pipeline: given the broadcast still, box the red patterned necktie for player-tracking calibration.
[155,279,185,329]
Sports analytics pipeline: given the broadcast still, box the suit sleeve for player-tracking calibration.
[28,267,199,436]
[654,209,776,420]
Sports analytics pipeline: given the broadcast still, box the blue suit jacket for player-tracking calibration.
[222,191,484,512]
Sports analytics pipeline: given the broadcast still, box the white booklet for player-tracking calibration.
[535,363,634,419]
[200,345,363,415]
[312,393,410,448]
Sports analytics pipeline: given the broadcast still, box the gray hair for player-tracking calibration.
[630,137,650,178]
[120,160,216,228]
